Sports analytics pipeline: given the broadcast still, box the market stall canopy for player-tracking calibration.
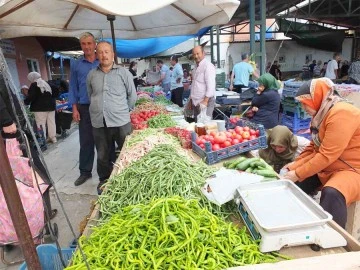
[0,0,240,39]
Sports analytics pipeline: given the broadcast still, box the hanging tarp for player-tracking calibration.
[105,27,210,58]
[277,19,345,52]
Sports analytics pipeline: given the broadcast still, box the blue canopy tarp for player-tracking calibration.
[105,27,210,58]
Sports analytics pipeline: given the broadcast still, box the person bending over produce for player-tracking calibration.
[284,78,360,228]
[87,41,137,194]
[248,73,281,129]
[254,125,310,173]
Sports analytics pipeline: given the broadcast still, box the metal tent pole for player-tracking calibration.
[0,135,41,270]
[216,25,221,68]
[107,14,119,65]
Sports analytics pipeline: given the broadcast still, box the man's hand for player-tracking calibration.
[3,123,17,134]
[176,78,181,84]
[200,101,208,109]
[251,106,259,112]
[72,106,80,122]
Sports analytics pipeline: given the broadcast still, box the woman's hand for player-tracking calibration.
[284,170,300,182]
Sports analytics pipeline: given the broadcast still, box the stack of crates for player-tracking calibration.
[216,72,226,88]
[281,81,311,139]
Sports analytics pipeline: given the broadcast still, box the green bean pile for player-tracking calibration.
[135,97,152,106]
[98,144,217,220]
[147,114,176,128]
[125,128,178,148]
[154,95,173,105]
[67,197,280,270]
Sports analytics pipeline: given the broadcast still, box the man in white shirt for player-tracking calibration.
[325,52,341,80]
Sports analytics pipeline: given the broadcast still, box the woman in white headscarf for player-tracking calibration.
[24,72,57,143]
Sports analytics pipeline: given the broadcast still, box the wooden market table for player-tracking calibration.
[81,147,360,268]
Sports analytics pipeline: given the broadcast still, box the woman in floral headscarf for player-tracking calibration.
[284,77,360,228]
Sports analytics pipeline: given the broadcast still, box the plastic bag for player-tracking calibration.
[197,103,212,124]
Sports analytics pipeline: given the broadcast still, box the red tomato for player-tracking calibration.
[232,138,240,145]
[223,141,231,148]
[225,132,232,138]
[199,143,205,149]
[204,135,211,141]
[249,135,257,140]
[209,131,217,137]
[195,138,202,145]
[235,126,244,134]
[228,129,234,133]
[212,144,221,151]
[255,130,260,136]
[249,129,256,136]
[242,131,250,139]
[214,135,226,144]
[234,134,243,140]
[243,126,250,131]
[208,136,215,144]
[243,139,249,142]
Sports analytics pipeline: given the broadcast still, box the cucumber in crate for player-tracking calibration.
[191,119,267,164]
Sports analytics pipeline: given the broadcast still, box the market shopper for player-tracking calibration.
[248,73,281,129]
[348,58,360,84]
[256,125,310,173]
[230,53,259,94]
[325,52,341,80]
[68,32,99,186]
[189,45,216,122]
[87,41,137,194]
[170,55,184,107]
[156,60,171,93]
[24,72,57,143]
[284,78,360,228]
[129,61,141,90]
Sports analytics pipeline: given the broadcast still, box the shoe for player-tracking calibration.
[49,209,58,220]
[97,180,108,195]
[74,175,91,186]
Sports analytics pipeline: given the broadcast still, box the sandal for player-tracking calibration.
[49,209,58,220]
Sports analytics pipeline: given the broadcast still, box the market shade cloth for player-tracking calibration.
[104,27,209,58]
[0,0,240,39]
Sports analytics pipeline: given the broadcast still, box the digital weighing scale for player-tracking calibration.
[235,180,347,252]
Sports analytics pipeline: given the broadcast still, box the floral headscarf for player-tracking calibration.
[295,78,344,146]
[259,125,298,168]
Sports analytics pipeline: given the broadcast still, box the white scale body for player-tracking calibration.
[235,180,347,253]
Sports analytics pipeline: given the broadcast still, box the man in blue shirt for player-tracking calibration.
[68,32,99,186]
[156,60,171,93]
[230,53,259,94]
[170,55,184,107]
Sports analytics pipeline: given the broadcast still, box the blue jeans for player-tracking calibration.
[78,104,95,177]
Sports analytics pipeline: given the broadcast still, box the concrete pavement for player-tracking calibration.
[1,125,98,269]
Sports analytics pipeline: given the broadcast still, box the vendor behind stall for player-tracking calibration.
[248,73,281,129]
[254,125,310,173]
[284,78,360,228]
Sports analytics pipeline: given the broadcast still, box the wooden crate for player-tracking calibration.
[346,201,360,242]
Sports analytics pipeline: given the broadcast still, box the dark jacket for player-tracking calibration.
[24,82,56,112]
[251,89,281,129]
[129,68,140,89]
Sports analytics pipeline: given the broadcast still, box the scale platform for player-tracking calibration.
[235,180,347,252]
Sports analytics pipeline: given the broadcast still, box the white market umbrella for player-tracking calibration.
[0,0,240,39]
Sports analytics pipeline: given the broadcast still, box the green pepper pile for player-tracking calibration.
[67,197,280,269]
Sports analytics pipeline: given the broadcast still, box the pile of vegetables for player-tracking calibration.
[67,197,282,269]
[133,103,167,114]
[115,133,182,171]
[135,97,152,106]
[147,114,176,128]
[98,144,216,220]
[154,95,173,105]
[164,127,192,149]
[130,110,161,130]
[224,157,278,178]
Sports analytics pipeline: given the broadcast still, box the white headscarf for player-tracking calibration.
[27,72,52,94]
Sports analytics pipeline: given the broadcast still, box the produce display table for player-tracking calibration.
[81,147,360,268]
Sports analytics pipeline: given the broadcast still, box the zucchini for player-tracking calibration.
[227,156,246,169]
[236,157,259,171]
[245,167,253,173]
[255,169,278,178]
